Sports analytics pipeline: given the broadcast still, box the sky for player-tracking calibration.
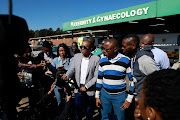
[0,0,156,31]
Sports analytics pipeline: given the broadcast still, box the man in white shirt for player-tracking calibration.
[62,40,100,120]
[141,34,170,69]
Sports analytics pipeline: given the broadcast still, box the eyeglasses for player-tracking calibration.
[101,47,113,52]
[80,45,89,50]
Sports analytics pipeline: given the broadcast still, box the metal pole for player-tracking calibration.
[71,31,73,43]
[8,0,12,24]
[179,45,180,62]
[107,25,109,39]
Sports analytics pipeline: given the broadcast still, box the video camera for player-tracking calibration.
[55,69,75,96]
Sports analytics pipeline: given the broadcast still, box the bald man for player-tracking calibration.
[141,34,170,69]
[95,38,134,120]
[122,34,158,100]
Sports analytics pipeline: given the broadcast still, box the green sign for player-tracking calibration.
[157,0,180,17]
[63,1,157,31]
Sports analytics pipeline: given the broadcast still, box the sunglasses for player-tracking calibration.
[80,45,89,50]
[101,46,113,52]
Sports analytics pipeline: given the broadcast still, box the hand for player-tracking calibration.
[134,98,143,120]
[45,71,53,76]
[80,86,86,92]
[57,66,64,70]
[46,60,50,64]
[96,98,101,108]
[37,62,46,67]
[120,100,131,110]
[66,95,72,102]
[48,82,56,95]
[61,74,67,80]
[17,72,23,79]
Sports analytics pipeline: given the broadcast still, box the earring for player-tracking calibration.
[147,117,150,120]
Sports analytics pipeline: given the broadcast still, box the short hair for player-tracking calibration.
[57,43,71,58]
[42,41,51,48]
[83,39,94,49]
[124,34,140,48]
[142,69,180,120]
[72,42,78,47]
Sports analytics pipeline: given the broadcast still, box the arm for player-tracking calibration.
[37,82,56,105]
[160,52,170,69]
[65,57,75,79]
[121,65,134,110]
[125,66,134,102]
[48,58,57,74]
[138,55,159,75]
[18,62,44,69]
[95,62,103,108]
[85,58,100,89]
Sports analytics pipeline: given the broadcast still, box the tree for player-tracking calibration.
[54,28,61,35]
[29,29,35,38]
[47,28,54,36]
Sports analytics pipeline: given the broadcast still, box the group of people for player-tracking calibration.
[1,33,180,120]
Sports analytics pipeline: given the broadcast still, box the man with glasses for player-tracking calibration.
[62,40,100,120]
[95,38,134,120]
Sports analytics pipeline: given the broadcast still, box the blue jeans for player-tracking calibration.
[100,88,126,120]
[74,93,95,120]
[54,86,63,106]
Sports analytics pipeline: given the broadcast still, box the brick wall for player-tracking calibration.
[30,37,78,46]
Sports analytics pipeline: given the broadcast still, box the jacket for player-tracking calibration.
[65,53,100,96]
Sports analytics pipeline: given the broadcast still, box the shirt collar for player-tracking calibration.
[82,53,92,60]
[109,53,122,62]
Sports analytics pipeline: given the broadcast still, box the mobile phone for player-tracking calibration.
[98,103,103,110]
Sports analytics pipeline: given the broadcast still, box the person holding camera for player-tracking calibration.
[46,43,73,108]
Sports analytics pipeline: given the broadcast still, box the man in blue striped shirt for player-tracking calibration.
[95,38,134,120]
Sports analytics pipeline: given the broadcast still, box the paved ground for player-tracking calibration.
[16,97,101,120]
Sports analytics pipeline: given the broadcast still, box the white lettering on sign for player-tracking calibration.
[70,7,150,27]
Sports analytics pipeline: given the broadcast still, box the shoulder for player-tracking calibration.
[74,53,82,57]
[153,47,167,55]
[91,54,100,60]
[120,54,130,63]
[53,57,59,61]
[100,57,108,63]
[73,53,82,60]
[153,47,164,52]
[138,55,154,64]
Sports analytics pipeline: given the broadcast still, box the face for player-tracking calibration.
[43,47,50,56]
[141,39,153,48]
[59,47,66,58]
[23,48,31,59]
[101,46,106,55]
[103,41,115,58]
[122,39,134,57]
[80,41,91,57]
[71,43,78,53]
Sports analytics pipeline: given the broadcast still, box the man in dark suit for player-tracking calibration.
[62,40,100,120]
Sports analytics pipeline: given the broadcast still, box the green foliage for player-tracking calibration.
[29,28,68,38]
